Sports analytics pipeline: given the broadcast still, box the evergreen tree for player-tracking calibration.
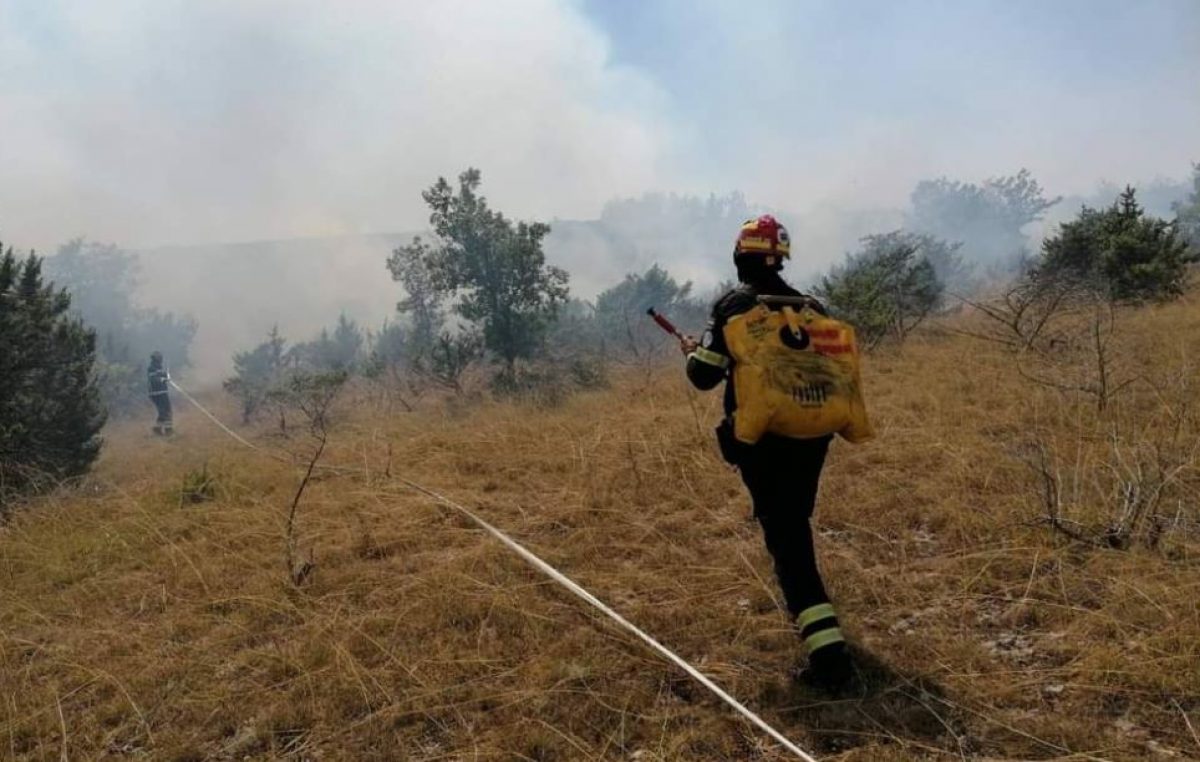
[0,245,105,507]
[1039,186,1195,301]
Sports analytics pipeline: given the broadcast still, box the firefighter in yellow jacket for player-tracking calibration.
[682,215,873,688]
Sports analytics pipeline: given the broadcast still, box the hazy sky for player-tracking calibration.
[2,0,1197,253]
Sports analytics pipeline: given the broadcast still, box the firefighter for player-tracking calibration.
[681,214,871,688]
[148,350,173,435]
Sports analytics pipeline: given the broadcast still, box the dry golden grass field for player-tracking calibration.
[3,295,1200,761]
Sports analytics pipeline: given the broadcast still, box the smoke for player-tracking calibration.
[0,0,670,251]
[2,1,1197,380]
[134,235,407,383]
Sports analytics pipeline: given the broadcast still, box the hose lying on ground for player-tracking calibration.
[170,379,822,761]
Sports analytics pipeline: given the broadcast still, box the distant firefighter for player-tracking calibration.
[147,351,173,435]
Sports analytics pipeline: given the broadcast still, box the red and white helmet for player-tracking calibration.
[733,215,791,265]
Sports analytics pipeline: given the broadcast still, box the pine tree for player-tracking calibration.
[1039,186,1195,301]
[0,244,106,508]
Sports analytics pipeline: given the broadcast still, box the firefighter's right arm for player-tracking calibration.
[685,319,731,391]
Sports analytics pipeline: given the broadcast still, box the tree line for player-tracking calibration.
[818,168,1199,348]
[3,164,1199,511]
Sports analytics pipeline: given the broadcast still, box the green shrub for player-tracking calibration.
[815,231,947,348]
[1038,186,1195,301]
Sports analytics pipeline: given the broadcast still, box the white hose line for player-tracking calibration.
[169,380,264,453]
[168,379,819,761]
[400,479,819,762]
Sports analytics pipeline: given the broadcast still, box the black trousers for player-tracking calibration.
[151,394,172,425]
[737,434,832,618]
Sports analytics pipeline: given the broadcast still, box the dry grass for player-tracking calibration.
[2,294,1200,761]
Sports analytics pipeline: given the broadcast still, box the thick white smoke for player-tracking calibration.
[0,0,671,251]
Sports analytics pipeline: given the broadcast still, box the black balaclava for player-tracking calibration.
[735,256,790,292]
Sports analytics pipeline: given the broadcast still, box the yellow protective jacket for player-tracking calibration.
[722,302,872,444]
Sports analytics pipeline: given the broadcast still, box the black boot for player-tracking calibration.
[794,643,854,694]
[792,602,853,690]
[806,642,852,688]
